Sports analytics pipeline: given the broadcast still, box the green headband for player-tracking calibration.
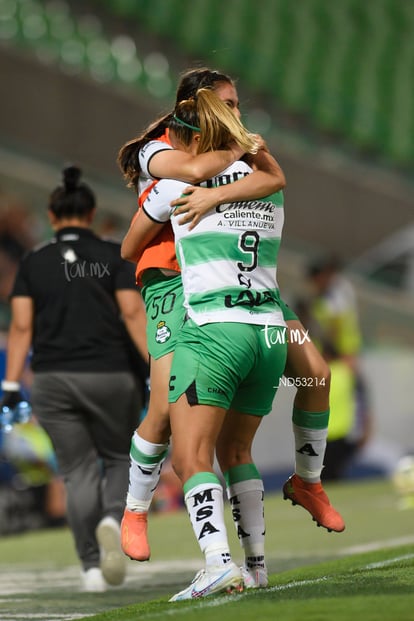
[173,115,201,132]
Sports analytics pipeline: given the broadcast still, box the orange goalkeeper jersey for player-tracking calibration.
[134,130,180,285]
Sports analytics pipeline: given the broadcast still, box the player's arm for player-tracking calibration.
[171,149,286,229]
[122,179,188,262]
[121,209,165,263]
[3,296,33,382]
[148,142,245,184]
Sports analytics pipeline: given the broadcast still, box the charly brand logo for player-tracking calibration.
[61,248,110,282]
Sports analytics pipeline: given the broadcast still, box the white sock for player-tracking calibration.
[227,478,265,565]
[184,474,231,568]
[293,424,327,483]
[126,432,169,512]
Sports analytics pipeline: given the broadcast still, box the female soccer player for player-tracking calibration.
[118,68,344,588]
[122,89,287,599]
[119,68,288,589]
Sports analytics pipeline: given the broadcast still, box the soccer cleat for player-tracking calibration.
[120,508,150,561]
[283,474,345,533]
[96,516,127,586]
[80,567,106,592]
[241,565,268,589]
[169,562,243,601]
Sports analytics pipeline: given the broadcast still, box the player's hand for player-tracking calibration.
[171,186,220,230]
[0,384,24,411]
[0,381,32,426]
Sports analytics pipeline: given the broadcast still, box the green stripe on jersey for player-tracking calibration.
[179,232,281,267]
[270,190,284,206]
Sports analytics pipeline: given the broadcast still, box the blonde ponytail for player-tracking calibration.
[195,89,259,155]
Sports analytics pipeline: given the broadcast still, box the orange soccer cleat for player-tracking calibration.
[283,474,345,533]
[120,508,150,561]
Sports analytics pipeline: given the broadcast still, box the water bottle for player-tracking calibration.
[1,400,32,432]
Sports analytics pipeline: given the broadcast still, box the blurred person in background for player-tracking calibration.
[0,196,36,338]
[96,213,126,242]
[0,194,61,536]
[0,166,148,592]
[0,245,21,336]
[296,255,372,481]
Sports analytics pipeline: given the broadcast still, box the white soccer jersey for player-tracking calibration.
[138,139,173,197]
[143,160,286,327]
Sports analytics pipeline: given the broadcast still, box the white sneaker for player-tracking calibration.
[80,567,106,592]
[169,561,243,601]
[96,516,126,586]
[241,565,268,589]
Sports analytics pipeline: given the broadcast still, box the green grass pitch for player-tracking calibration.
[0,478,413,621]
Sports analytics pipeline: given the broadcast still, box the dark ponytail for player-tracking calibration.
[117,68,234,192]
[117,113,172,192]
[175,68,233,102]
[63,165,81,193]
[49,165,96,219]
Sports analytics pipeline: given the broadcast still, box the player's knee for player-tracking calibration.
[307,357,331,392]
[318,360,331,390]
[170,454,195,484]
[217,444,252,473]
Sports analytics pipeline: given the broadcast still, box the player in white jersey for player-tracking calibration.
[144,162,285,328]
[119,71,345,570]
[118,73,286,588]
[122,89,288,600]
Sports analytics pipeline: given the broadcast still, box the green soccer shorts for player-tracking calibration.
[168,318,288,415]
[141,270,185,360]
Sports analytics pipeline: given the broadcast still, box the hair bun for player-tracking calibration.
[63,165,81,192]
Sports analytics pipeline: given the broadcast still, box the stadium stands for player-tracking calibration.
[101,0,414,168]
[0,0,173,96]
[1,0,413,168]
